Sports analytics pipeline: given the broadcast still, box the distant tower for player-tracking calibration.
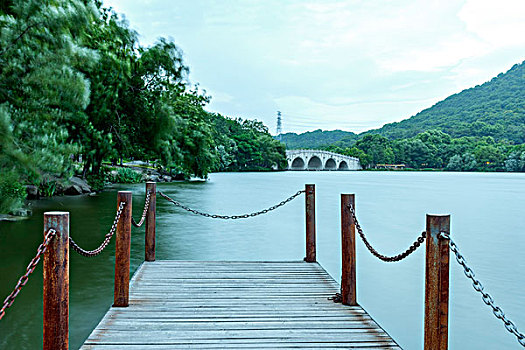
[276,111,282,141]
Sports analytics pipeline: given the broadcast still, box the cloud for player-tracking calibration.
[273,95,438,133]
[102,0,525,134]
[459,0,525,48]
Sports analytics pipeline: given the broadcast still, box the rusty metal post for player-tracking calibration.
[43,212,69,350]
[424,214,450,350]
[305,184,316,262]
[341,194,357,305]
[145,182,156,261]
[114,191,132,307]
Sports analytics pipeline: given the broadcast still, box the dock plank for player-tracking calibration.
[81,261,399,349]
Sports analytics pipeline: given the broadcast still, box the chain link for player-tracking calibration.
[159,190,305,219]
[0,229,57,321]
[441,232,525,347]
[328,293,342,303]
[347,204,426,262]
[69,201,126,257]
[132,190,152,227]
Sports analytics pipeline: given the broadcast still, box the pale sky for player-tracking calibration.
[103,0,525,134]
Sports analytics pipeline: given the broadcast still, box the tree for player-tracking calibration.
[0,0,97,211]
[446,155,462,171]
[211,115,287,171]
[505,151,525,172]
[394,139,432,168]
[171,91,216,178]
[474,145,505,171]
[355,134,394,166]
[446,152,477,171]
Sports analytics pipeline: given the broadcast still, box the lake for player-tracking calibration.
[1,171,524,349]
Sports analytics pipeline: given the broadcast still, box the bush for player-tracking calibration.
[0,171,26,214]
[39,178,56,197]
[115,167,142,183]
[86,173,107,192]
[86,167,109,192]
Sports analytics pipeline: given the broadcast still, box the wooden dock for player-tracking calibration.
[81,261,400,349]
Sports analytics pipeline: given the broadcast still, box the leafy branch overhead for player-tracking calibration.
[0,0,287,213]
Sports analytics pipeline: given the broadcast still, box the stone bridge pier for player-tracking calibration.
[286,150,361,171]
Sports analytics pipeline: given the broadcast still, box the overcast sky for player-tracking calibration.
[103,0,525,134]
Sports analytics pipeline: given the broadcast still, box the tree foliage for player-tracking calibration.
[212,115,287,171]
[325,129,523,171]
[1,0,96,180]
[0,0,286,213]
[280,129,357,149]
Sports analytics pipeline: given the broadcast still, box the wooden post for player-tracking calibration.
[424,214,450,350]
[43,212,69,350]
[341,194,357,305]
[114,191,132,307]
[145,182,156,262]
[305,184,316,262]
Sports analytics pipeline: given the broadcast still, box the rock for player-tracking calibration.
[162,175,172,182]
[173,173,186,181]
[64,184,83,195]
[26,185,39,199]
[0,214,29,222]
[9,208,32,217]
[68,176,92,193]
[89,192,97,197]
[54,181,66,195]
[148,174,160,182]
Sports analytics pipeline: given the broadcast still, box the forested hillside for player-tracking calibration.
[0,0,285,214]
[367,61,525,143]
[281,61,524,149]
[279,129,357,149]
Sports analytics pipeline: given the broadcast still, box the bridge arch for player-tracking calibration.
[291,157,305,170]
[325,158,336,170]
[307,156,322,170]
[338,161,349,170]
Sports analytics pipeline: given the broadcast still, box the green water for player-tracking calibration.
[1,172,524,349]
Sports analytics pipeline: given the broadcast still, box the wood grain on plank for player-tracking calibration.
[81,261,400,349]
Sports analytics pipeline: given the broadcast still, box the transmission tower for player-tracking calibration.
[276,111,282,141]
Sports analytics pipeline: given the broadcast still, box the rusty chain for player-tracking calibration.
[132,190,151,227]
[0,229,57,321]
[159,190,305,219]
[69,201,126,257]
[328,293,342,303]
[347,204,426,262]
[440,232,525,347]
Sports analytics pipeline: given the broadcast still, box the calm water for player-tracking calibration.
[1,172,524,349]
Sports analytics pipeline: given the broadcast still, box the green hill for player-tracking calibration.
[366,60,525,143]
[279,129,357,149]
[280,60,525,149]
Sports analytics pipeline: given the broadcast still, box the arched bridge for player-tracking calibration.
[286,150,361,171]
